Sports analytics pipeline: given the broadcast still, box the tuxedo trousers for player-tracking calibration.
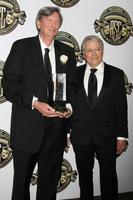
[11,122,64,200]
[73,139,118,200]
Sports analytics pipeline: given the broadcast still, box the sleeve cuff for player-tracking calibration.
[117,137,128,141]
[65,103,73,118]
[32,96,38,109]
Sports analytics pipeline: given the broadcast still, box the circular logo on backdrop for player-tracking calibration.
[31,158,77,192]
[0,129,12,168]
[124,72,133,95]
[57,158,77,192]
[51,0,80,8]
[0,60,6,103]
[55,31,83,63]
[0,0,26,35]
[94,6,133,45]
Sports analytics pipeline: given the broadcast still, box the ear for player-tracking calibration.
[82,51,85,59]
[36,20,40,30]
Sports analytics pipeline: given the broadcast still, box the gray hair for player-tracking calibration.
[81,35,104,51]
[36,6,63,31]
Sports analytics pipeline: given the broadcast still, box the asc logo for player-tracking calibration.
[94,6,133,45]
[31,158,77,192]
[51,0,80,8]
[0,60,6,103]
[0,129,12,168]
[124,72,133,95]
[0,0,26,35]
[55,31,83,63]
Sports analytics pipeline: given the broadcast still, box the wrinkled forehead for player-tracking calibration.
[85,39,102,49]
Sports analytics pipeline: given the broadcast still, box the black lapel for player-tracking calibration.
[54,40,69,73]
[54,40,62,73]
[30,36,44,72]
[30,36,48,85]
[78,64,89,100]
[96,63,112,104]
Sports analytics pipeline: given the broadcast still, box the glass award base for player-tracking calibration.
[54,101,67,112]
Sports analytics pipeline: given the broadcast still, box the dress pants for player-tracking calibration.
[73,139,118,200]
[11,122,64,200]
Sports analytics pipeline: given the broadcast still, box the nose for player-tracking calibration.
[51,22,57,29]
[92,50,97,56]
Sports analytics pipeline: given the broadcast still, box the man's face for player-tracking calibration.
[37,12,61,39]
[83,40,103,68]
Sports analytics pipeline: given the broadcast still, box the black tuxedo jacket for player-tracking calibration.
[70,63,128,145]
[2,36,76,153]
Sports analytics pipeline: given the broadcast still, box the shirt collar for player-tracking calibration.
[86,61,104,73]
[39,35,54,52]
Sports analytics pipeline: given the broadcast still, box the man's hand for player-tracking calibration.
[117,139,128,155]
[57,108,72,118]
[33,101,63,118]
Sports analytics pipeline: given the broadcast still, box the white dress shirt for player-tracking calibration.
[84,61,104,97]
[39,35,56,75]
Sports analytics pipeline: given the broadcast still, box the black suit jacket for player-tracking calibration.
[2,36,76,153]
[70,63,128,145]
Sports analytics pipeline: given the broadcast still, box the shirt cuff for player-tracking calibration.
[65,103,73,118]
[117,137,128,141]
[32,96,38,109]
[67,133,71,138]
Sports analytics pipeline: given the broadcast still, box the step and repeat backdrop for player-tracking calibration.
[0,0,133,199]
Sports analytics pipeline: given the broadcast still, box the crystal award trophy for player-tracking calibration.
[53,73,67,112]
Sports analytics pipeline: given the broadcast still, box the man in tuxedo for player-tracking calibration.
[2,6,76,200]
[70,35,128,200]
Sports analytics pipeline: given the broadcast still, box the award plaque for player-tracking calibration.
[53,73,67,112]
